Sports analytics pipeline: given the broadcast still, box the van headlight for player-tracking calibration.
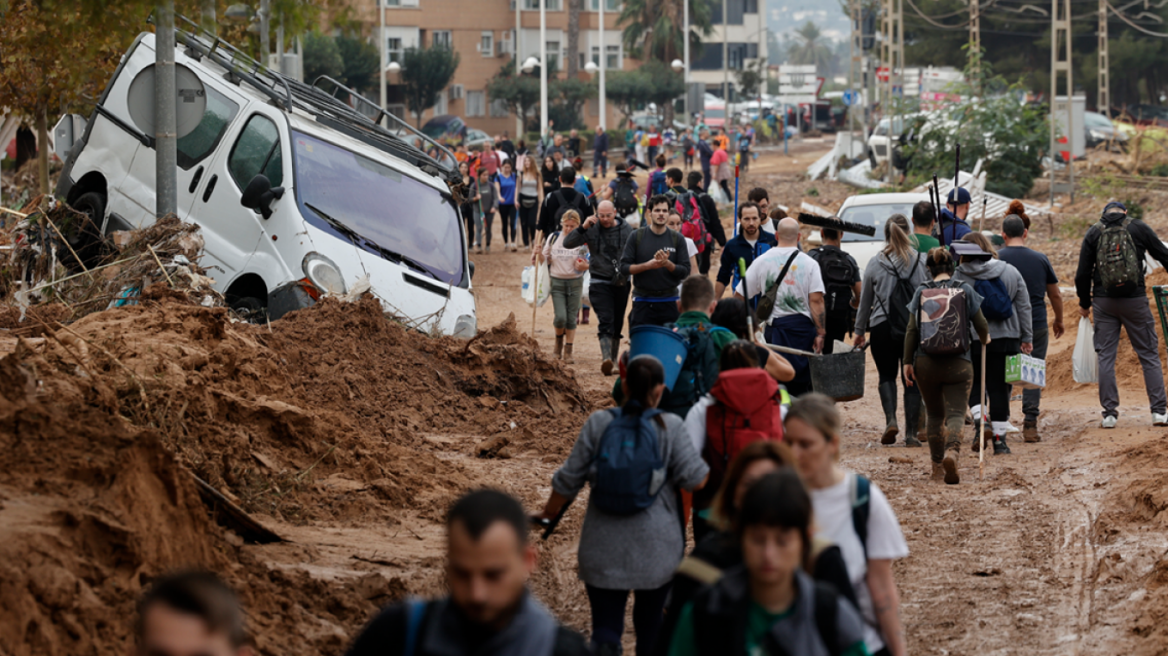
[302,252,347,295]
[453,314,477,339]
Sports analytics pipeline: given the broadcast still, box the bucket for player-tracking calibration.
[808,349,866,402]
[629,325,689,390]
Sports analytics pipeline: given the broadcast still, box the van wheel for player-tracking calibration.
[67,192,107,270]
[229,296,267,322]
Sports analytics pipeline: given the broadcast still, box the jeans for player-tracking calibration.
[696,247,713,276]
[585,583,672,656]
[473,207,488,246]
[498,204,517,244]
[518,196,539,246]
[1093,296,1168,417]
[914,355,973,462]
[970,341,1017,423]
[551,276,584,330]
[701,163,712,192]
[461,204,474,249]
[766,314,818,396]
[629,300,680,329]
[593,153,608,178]
[1022,326,1049,422]
[591,281,631,342]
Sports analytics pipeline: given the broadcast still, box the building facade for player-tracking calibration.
[689,0,767,101]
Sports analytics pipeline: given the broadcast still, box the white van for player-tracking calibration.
[56,25,476,337]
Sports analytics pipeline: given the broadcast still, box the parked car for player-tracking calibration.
[421,114,468,147]
[832,192,930,271]
[1084,111,1129,150]
[56,26,476,337]
[867,113,923,167]
[464,128,492,150]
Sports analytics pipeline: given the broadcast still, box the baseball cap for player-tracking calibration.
[1103,201,1127,214]
[947,188,972,205]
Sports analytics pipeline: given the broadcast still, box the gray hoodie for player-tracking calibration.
[855,251,930,334]
[954,258,1034,343]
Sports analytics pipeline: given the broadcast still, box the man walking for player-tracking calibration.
[936,188,972,246]
[136,572,253,656]
[738,217,826,396]
[1074,201,1168,428]
[715,201,775,299]
[807,225,862,354]
[621,195,691,328]
[999,214,1065,441]
[697,129,714,192]
[912,200,940,253]
[497,131,516,161]
[567,129,582,159]
[345,490,589,656]
[688,171,726,275]
[565,200,634,375]
[592,126,609,179]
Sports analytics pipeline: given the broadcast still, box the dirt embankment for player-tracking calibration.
[0,293,593,656]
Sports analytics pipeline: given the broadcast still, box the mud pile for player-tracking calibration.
[0,293,593,655]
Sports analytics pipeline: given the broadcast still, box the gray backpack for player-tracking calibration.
[1095,218,1142,294]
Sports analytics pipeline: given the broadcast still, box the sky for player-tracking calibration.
[769,0,851,43]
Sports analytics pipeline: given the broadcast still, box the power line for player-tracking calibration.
[903,0,971,29]
[1106,0,1168,36]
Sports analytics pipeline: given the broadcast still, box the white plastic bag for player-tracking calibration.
[581,271,591,305]
[522,263,552,308]
[521,266,535,304]
[709,184,729,205]
[1073,317,1099,384]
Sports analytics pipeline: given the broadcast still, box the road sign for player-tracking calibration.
[842,89,860,106]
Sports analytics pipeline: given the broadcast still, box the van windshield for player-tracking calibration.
[838,202,920,243]
[291,131,464,286]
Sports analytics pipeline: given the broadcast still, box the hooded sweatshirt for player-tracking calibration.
[562,215,633,284]
[936,208,972,246]
[1073,212,1168,305]
[855,251,930,334]
[953,258,1034,344]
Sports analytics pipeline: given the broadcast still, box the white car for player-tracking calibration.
[56,26,476,337]
[833,192,930,272]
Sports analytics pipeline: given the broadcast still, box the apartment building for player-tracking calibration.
[351,0,640,135]
[690,0,767,100]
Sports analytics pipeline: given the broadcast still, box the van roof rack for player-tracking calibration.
[159,14,457,183]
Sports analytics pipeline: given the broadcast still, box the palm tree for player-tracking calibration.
[619,0,713,64]
[787,21,833,72]
[567,0,580,77]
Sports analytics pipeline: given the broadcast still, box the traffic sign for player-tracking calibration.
[842,89,860,106]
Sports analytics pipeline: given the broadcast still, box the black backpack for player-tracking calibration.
[553,189,586,225]
[814,247,857,316]
[613,177,639,216]
[875,255,920,344]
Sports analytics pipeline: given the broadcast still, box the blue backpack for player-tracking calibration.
[649,169,669,196]
[973,278,1014,321]
[591,408,667,516]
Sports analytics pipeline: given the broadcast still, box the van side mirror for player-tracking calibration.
[241,174,285,220]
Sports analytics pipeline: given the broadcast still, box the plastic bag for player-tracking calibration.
[522,263,552,308]
[521,266,535,304]
[581,271,591,305]
[709,184,729,205]
[1073,317,1098,384]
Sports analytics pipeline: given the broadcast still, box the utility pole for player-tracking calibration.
[970,0,981,86]
[881,0,903,182]
[1098,0,1110,115]
[684,0,690,124]
[379,0,386,110]
[1050,0,1074,203]
[259,0,270,65]
[722,0,729,104]
[600,0,607,130]
[850,0,863,139]
[155,0,177,218]
[540,0,548,139]
[515,0,522,137]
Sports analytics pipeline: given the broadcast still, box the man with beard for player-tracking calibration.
[621,195,691,327]
[565,200,635,375]
[715,202,776,299]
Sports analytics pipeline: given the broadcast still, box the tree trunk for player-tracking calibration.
[567,0,580,78]
[200,0,217,35]
[36,109,50,196]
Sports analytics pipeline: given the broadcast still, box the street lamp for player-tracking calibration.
[522,56,540,74]
[584,62,599,74]
[386,61,401,74]
[224,3,252,21]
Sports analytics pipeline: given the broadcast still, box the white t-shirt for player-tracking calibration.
[735,246,825,322]
[810,472,909,655]
[676,236,699,294]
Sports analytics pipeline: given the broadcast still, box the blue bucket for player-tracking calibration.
[629,325,689,390]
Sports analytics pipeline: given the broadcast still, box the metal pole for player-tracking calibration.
[722,0,729,104]
[259,0,270,66]
[379,0,387,111]
[540,0,548,139]
[516,0,523,137]
[1098,0,1109,115]
[155,0,177,218]
[684,0,690,125]
[600,0,607,130]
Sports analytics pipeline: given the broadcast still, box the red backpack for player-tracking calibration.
[671,189,710,253]
[700,368,786,499]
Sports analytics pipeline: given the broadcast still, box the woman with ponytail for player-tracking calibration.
[536,355,709,656]
[853,214,930,447]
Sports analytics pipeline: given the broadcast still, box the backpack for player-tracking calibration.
[702,369,786,496]
[1095,217,1143,294]
[973,278,1014,321]
[875,255,920,344]
[814,247,857,315]
[649,169,669,196]
[553,189,586,225]
[691,577,846,656]
[918,280,971,357]
[591,408,667,516]
[850,473,871,559]
[613,178,639,216]
[670,190,711,253]
[663,323,732,414]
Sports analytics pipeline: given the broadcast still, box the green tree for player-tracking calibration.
[735,60,764,99]
[787,22,832,71]
[605,69,651,127]
[619,0,714,63]
[486,60,541,131]
[549,77,596,130]
[303,31,343,84]
[400,46,460,127]
[335,34,380,95]
[642,60,685,123]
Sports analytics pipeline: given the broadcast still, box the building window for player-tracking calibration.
[744,0,757,12]
[480,31,493,56]
[524,0,561,10]
[382,0,400,6]
[386,37,404,64]
[435,93,448,115]
[593,44,620,68]
[490,98,510,117]
[589,0,620,9]
[467,91,486,117]
[546,40,563,69]
[432,30,452,49]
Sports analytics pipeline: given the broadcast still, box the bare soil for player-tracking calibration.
[3,146,1168,656]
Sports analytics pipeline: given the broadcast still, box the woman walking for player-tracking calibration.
[494,160,519,252]
[667,468,869,656]
[542,154,562,196]
[853,214,930,447]
[710,146,732,200]
[470,167,495,253]
[785,394,909,656]
[518,155,543,248]
[538,210,590,362]
[952,233,1033,454]
[535,355,709,656]
[457,160,475,250]
[902,247,992,483]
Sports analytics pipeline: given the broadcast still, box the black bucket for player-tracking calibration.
[808,349,866,402]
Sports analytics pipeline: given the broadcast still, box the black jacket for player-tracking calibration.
[687,184,727,247]
[563,216,634,283]
[539,187,593,235]
[1074,214,1168,307]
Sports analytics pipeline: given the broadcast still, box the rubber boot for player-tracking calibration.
[879,382,899,444]
[554,334,564,360]
[942,447,960,484]
[903,387,923,447]
[563,343,574,364]
[1023,420,1041,443]
[610,337,621,362]
[599,336,614,375]
[928,428,946,481]
[581,307,591,324]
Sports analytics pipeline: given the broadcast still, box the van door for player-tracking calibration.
[188,109,291,286]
